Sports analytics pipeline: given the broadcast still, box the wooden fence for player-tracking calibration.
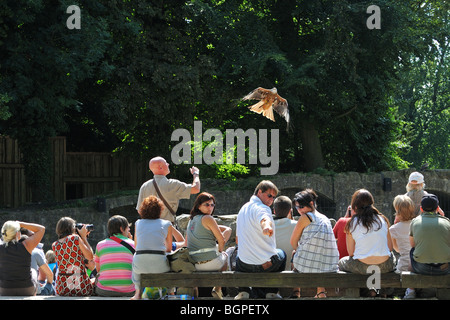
[0,136,151,208]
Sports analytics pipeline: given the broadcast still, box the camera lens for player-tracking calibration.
[75,223,94,231]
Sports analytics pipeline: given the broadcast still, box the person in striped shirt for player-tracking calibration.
[94,215,136,297]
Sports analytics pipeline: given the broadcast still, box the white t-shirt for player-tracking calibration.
[389,220,412,272]
[350,215,390,260]
[236,195,277,265]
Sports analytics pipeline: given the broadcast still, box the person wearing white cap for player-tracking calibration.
[405,172,427,217]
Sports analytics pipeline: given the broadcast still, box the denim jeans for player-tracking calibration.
[410,248,450,275]
[236,249,286,297]
[38,281,55,295]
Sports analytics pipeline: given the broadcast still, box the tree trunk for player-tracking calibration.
[19,137,53,203]
[299,120,325,171]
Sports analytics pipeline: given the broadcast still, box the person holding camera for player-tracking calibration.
[52,217,95,296]
[333,206,354,259]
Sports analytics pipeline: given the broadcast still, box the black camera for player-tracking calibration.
[75,223,94,232]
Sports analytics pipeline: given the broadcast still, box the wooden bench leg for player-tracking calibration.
[344,288,360,298]
[436,289,450,300]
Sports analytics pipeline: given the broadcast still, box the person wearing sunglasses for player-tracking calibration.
[290,189,339,298]
[186,192,232,299]
[235,180,286,299]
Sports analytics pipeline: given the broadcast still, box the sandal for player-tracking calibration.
[314,291,327,298]
[211,287,223,300]
[368,289,378,297]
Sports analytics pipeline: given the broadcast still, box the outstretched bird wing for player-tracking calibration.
[242,87,290,131]
[242,87,270,101]
[272,95,289,125]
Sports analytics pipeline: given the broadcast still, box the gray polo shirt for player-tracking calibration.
[136,175,192,222]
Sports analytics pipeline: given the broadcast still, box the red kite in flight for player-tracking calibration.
[242,87,290,131]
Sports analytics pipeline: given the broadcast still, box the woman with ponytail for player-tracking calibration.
[290,189,339,298]
[338,189,395,275]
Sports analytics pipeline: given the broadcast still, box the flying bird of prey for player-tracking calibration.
[242,87,290,131]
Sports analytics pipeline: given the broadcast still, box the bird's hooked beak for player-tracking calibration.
[270,87,277,94]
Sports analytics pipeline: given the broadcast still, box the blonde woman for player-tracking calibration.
[391,195,416,272]
[0,220,45,296]
[390,195,416,298]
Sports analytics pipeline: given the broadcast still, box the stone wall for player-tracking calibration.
[1,169,448,252]
[179,169,450,222]
[0,206,110,253]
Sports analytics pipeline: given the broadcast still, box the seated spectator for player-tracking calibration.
[19,231,55,296]
[391,195,415,272]
[273,196,298,298]
[41,250,57,284]
[187,192,232,299]
[390,194,416,298]
[405,171,427,217]
[290,189,339,298]
[19,228,52,295]
[52,217,95,296]
[131,196,174,300]
[273,196,297,270]
[235,180,286,300]
[0,221,45,296]
[409,194,450,276]
[94,215,136,297]
[338,189,395,276]
[333,206,353,259]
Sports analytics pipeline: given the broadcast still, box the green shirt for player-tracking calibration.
[187,215,218,263]
[410,213,450,264]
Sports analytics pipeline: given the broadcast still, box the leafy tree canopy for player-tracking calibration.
[0,0,448,200]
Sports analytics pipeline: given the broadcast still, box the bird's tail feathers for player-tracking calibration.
[249,101,275,121]
[263,107,275,122]
[249,101,265,114]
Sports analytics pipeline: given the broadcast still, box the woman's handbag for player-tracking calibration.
[166,247,196,273]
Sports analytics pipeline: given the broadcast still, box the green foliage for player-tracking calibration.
[0,0,448,202]
[388,0,450,169]
[0,0,113,200]
[0,92,11,121]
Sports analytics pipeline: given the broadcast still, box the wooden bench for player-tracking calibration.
[141,271,406,298]
[401,271,450,299]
